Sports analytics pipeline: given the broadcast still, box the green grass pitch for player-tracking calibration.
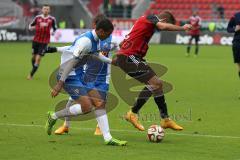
[0,42,239,160]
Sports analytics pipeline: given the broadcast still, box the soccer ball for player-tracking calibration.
[147,125,165,143]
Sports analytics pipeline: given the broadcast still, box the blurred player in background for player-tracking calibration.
[186,11,201,57]
[114,11,192,131]
[27,4,57,80]
[227,12,240,79]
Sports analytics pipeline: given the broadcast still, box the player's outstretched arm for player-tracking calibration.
[156,22,192,31]
[51,57,80,97]
[94,53,112,64]
[52,17,57,32]
[51,37,91,97]
[57,46,71,53]
[29,17,37,31]
[45,46,71,54]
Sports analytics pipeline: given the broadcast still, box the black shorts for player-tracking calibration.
[232,41,240,63]
[116,54,156,83]
[190,35,200,42]
[32,41,48,56]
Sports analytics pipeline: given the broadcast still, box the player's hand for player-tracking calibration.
[51,80,64,98]
[235,25,240,32]
[100,51,108,56]
[111,56,118,66]
[183,24,192,31]
[29,26,35,31]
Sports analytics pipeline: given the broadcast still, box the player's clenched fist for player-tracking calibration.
[51,80,64,97]
[183,24,193,31]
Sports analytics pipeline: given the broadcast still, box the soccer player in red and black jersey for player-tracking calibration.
[186,10,201,57]
[227,12,240,79]
[27,4,57,80]
[114,11,192,131]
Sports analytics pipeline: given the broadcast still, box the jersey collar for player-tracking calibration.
[40,14,50,19]
[92,30,99,41]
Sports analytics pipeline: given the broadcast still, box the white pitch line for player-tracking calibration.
[0,122,240,139]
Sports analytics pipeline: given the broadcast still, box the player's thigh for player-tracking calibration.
[195,35,200,44]
[37,43,48,56]
[116,54,156,83]
[88,89,105,109]
[35,54,42,64]
[32,41,39,55]
[88,83,109,108]
[63,79,89,104]
[74,96,93,113]
[232,42,240,64]
[146,75,163,91]
[189,36,193,43]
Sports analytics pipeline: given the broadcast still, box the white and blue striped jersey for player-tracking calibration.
[59,30,99,77]
[83,34,118,84]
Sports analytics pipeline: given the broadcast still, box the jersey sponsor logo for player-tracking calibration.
[73,88,80,95]
[38,18,42,22]
[40,22,49,27]
[121,40,132,50]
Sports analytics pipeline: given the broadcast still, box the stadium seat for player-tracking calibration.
[145,0,239,21]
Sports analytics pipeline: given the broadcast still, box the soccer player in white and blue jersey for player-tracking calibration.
[45,18,127,146]
[53,34,119,136]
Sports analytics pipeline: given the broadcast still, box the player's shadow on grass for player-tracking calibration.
[111,62,173,106]
[49,62,172,121]
[54,93,119,121]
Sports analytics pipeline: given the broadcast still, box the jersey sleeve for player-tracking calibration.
[198,17,202,26]
[29,16,37,29]
[57,46,71,53]
[227,16,236,33]
[146,14,160,26]
[73,37,92,57]
[52,17,57,31]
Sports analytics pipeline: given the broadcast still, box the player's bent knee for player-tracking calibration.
[147,79,163,96]
[94,100,105,109]
[76,96,93,113]
[151,80,163,91]
[69,104,82,115]
[35,56,41,64]
[80,104,92,113]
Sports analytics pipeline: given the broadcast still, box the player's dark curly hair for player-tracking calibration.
[96,18,114,32]
[93,14,107,24]
[158,11,176,24]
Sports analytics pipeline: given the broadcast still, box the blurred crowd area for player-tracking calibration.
[83,0,142,18]
[0,0,238,30]
[13,0,41,16]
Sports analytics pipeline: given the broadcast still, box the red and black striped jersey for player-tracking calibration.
[188,15,201,36]
[29,14,57,44]
[118,15,159,58]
